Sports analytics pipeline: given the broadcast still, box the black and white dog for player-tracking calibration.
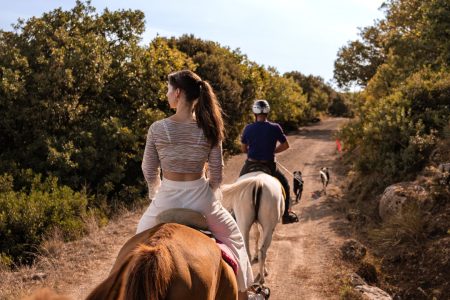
[319,167,330,195]
[293,171,304,203]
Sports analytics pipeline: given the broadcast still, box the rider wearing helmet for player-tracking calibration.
[240,100,299,224]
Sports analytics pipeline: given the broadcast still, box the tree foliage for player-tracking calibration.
[335,0,450,185]
[284,71,348,118]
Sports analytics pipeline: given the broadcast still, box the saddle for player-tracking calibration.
[240,160,274,177]
[156,208,238,275]
[240,161,287,200]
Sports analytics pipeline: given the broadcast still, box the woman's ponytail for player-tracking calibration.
[195,81,224,147]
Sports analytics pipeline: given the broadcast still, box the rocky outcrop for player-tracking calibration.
[349,273,392,300]
[378,182,430,221]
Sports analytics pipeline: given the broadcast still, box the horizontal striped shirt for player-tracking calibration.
[142,118,223,198]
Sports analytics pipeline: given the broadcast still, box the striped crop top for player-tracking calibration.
[142,118,224,198]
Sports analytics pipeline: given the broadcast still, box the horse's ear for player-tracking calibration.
[125,244,173,300]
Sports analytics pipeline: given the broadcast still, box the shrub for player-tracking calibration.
[340,68,450,183]
[369,203,425,256]
[0,172,89,264]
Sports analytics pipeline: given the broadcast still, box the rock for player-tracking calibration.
[378,182,429,221]
[355,284,392,300]
[349,273,366,286]
[348,273,392,300]
[341,239,366,261]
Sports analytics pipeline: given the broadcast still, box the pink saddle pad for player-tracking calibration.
[216,240,238,275]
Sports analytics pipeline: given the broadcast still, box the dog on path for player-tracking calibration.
[293,171,304,203]
[319,167,330,195]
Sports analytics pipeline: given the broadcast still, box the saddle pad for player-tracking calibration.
[216,240,238,275]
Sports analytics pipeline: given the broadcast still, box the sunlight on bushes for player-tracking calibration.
[0,172,90,264]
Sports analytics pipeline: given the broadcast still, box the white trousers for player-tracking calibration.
[136,177,254,292]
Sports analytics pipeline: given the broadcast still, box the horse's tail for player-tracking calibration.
[221,177,260,209]
[125,243,173,300]
[252,180,263,221]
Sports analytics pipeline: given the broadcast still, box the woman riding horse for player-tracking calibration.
[136,70,265,299]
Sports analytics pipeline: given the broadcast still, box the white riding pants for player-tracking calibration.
[136,177,254,292]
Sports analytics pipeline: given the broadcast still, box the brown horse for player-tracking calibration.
[26,222,238,300]
[86,222,237,300]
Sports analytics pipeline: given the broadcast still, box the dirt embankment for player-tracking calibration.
[1,117,357,300]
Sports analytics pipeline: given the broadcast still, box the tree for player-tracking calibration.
[333,25,385,89]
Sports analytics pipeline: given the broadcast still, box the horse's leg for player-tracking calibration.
[237,215,253,262]
[257,226,276,285]
[216,259,238,300]
[252,224,261,263]
[234,189,256,263]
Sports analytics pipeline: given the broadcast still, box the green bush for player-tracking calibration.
[0,172,89,264]
[340,68,450,182]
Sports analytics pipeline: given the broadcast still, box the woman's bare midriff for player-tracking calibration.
[163,170,203,181]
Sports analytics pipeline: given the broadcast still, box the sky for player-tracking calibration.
[0,0,385,85]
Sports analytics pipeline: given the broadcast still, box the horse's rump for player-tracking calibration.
[86,223,237,300]
[222,172,284,284]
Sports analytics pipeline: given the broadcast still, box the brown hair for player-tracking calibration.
[168,70,224,147]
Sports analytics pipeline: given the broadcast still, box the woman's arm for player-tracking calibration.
[142,124,161,199]
[207,142,224,191]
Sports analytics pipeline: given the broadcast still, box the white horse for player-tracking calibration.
[221,171,284,284]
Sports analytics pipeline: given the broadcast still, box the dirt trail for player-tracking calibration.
[2,118,352,300]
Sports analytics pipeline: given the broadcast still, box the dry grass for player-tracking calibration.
[340,285,363,300]
[0,208,141,300]
[368,203,425,255]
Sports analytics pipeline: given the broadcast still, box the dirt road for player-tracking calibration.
[1,117,352,300]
